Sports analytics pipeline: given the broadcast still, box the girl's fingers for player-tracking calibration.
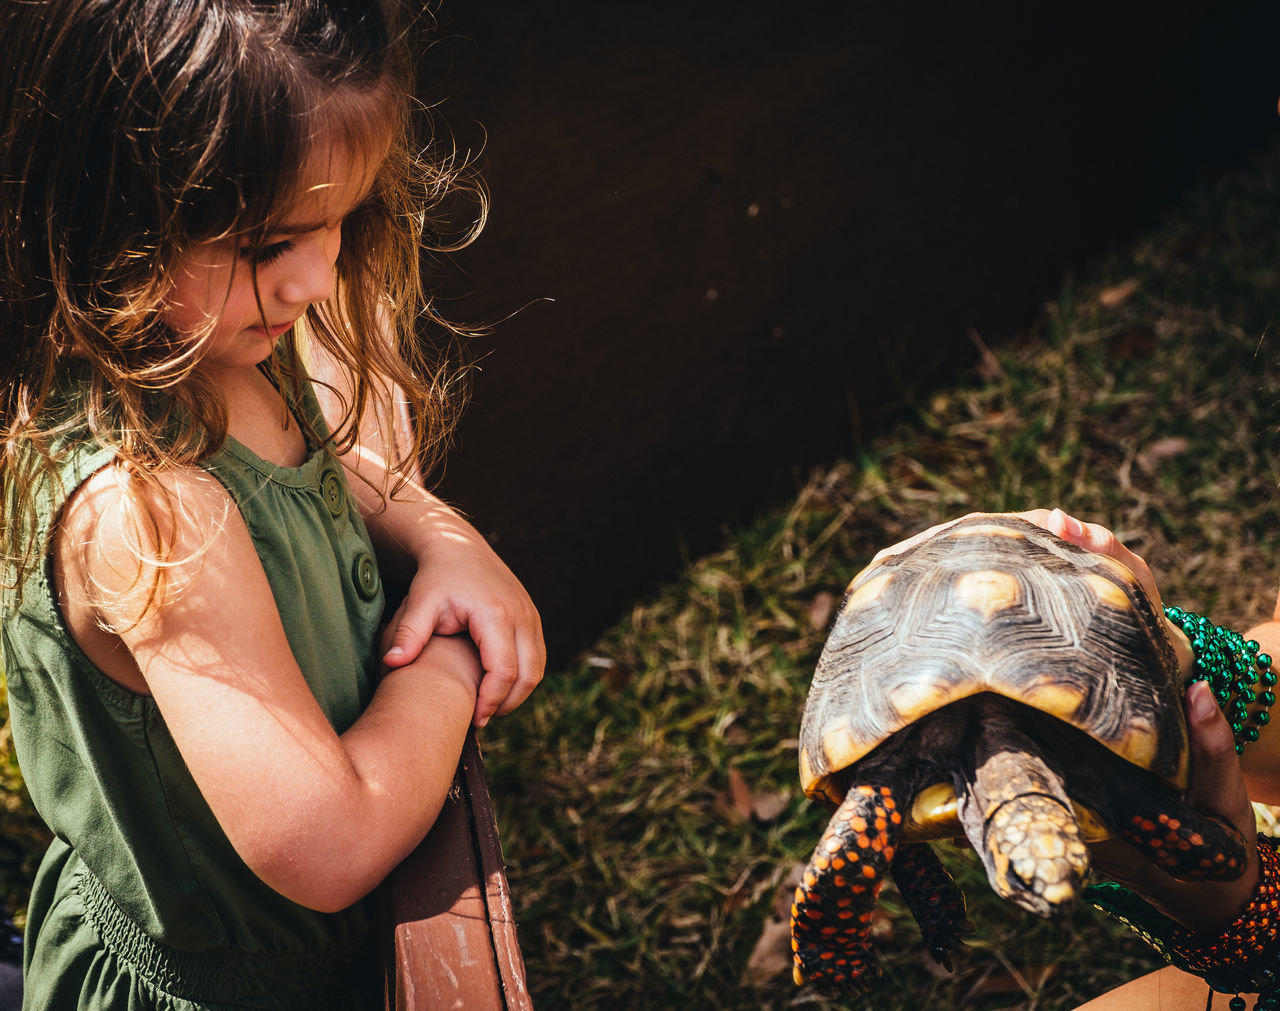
[493,623,546,718]
[473,665,518,727]
[1039,508,1163,606]
[474,605,544,723]
[469,609,520,727]
[381,584,545,724]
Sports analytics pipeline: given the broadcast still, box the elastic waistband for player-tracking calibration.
[78,867,377,1009]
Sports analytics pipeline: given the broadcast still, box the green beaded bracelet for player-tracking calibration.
[1164,606,1275,755]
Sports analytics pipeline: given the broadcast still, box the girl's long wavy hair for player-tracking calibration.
[0,0,485,598]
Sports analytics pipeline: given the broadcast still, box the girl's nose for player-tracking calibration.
[275,230,339,306]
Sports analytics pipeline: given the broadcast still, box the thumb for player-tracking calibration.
[1184,680,1251,825]
[382,617,434,668]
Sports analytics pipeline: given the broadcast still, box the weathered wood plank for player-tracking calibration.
[386,734,532,1010]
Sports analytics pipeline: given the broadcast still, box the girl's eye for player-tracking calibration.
[239,239,294,266]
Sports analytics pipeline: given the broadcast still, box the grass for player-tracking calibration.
[4,148,1280,1008]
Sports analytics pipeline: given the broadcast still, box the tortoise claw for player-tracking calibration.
[890,842,971,972]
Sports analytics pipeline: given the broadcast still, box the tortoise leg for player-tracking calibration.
[889,842,972,972]
[791,783,905,992]
[958,707,1090,918]
[1113,791,1248,881]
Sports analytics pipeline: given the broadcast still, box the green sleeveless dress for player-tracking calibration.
[2,379,388,1010]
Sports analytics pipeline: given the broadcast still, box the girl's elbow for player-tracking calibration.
[253,855,382,913]
[241,809,446,912]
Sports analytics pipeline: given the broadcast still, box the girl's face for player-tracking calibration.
[163,137,383,372]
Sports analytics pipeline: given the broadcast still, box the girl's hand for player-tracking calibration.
[308,343,546,728]
[1086,679,1259,933]
[1014,509,1257,930]
[379,514,545,727]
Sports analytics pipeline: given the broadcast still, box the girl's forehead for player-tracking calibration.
[268,134,388,234]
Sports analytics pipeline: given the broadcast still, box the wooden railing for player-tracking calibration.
[385,733,532,1010]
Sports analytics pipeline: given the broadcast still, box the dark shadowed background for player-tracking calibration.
[417,1,1280,659]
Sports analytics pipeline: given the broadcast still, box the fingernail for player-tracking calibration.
[1190,681,1216,722]
[386,646,403,659]
[476,716,489,728]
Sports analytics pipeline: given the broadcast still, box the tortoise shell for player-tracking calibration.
[798,514,1187,809]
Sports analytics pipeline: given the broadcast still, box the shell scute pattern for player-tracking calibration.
[799,516,1187,805]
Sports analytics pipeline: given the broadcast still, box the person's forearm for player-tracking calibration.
[248,637,479,912]
[336,442,470,577]
[1238,617,1280,804]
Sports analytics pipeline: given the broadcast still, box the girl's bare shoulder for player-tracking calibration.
[53,461,248,634]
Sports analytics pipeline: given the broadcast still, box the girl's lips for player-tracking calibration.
[251,321,296,339]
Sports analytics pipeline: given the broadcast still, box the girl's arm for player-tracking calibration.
[307,347,544,726]
[1239,600,1280,805]
[335,440,544,725]
[55,464,481,913]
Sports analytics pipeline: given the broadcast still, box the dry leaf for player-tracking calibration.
[728,767,754,821]
[751,790,790,823]
[1108,325,1157,360]
[743,917,794,986]
[1098,277,1140,307]
[1135,436,1190,473]
[807,591,837,630]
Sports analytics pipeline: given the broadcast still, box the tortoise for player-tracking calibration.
[790,514,1249,993]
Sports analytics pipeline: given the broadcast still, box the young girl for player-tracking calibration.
[0,1,544,1008]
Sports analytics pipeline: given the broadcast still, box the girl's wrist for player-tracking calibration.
[384,636,482,697]
[1087,835,1280,1002]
